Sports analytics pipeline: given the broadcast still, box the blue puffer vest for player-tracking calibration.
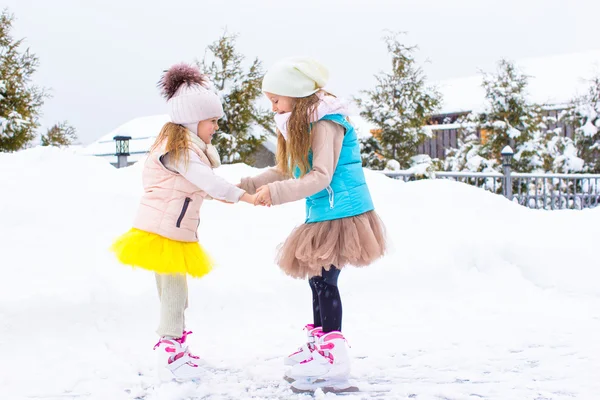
[293,114,374,223]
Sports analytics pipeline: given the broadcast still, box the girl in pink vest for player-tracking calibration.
[111,63,256,381]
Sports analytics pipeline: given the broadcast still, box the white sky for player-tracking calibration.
[5,0,600,144]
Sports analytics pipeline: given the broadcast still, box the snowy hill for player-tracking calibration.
[1,147,599,399]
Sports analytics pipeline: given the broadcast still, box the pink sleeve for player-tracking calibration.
[268,120,344,205]
[239,168,288,194]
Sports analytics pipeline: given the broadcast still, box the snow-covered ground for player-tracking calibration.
[1,147,599,400]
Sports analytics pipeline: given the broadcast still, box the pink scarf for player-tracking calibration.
[274,93,350,140]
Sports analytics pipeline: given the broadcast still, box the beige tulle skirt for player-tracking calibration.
[276,210,387,279]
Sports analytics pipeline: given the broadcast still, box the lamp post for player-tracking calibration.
[113,136,131,169]
[501,145,514,200]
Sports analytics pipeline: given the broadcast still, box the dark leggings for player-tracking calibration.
[309,266,342,333]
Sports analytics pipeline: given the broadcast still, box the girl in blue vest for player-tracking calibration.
[239,57,387,390]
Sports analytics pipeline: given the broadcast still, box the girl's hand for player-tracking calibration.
[255,185,272,207]
[240,192,258,205]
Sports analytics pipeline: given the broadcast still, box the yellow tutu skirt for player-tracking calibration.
[110,228,214,278]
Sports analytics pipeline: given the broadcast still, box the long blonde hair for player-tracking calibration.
[275,92,323,177]
[149,122,190,167]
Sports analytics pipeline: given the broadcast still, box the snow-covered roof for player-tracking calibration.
[438,49,600,114]
[82,115,273,162]
[83,113,376,164]
[80,115,170,159]
[349,51,600,136]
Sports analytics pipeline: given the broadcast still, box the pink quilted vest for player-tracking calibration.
[133,142,211,242]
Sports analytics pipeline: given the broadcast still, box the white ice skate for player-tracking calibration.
[154,331,203,382]
[284,324,322,366]
[288,331,356,392]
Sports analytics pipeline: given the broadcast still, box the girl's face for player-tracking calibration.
[197,118,220,144]
[265,92,295,114]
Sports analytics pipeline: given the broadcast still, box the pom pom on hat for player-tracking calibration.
[157,63,224,125]
[262,57,330,98]
[158,63,208,100]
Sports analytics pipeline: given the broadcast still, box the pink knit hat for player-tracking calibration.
[158,63,224,133]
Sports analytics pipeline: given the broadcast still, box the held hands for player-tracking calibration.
[219,184,272,207]
[255,185,272,207]
[239,192,258,205]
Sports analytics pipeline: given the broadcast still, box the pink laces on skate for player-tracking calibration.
[153,337,177,352]
[153,331,200,367]
[301,331,348,365]
[169,350,199,368]
[179,330,200,360]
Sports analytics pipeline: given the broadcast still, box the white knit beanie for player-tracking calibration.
[159,63,224,130]
[262,57,330,98]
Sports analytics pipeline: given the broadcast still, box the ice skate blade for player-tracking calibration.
[291,377,359,394]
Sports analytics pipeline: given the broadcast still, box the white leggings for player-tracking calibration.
[155,273,188,337]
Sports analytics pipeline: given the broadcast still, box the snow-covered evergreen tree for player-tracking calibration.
[0,10,46,152]
[356,32,441,169]
[199,32,273,164]
[444,114,498,172]
[445,60,550,173]
[405,154,443,179]
[546,133,583,173]
[563,77,600,173]
[359,135,386,169]
[41,121,77,147]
